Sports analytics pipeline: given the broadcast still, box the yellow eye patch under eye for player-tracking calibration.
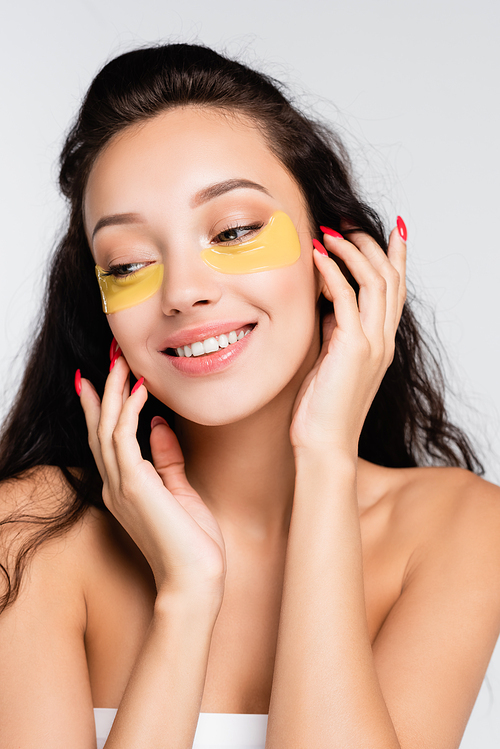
[200,211,301,274]
[95,212,301,314]
[95,263,164,314]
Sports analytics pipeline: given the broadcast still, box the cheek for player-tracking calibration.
[106,305,155,374]
[247,262,317,356]
[247,249,317,319]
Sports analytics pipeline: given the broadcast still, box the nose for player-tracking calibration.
[159,249,223,316]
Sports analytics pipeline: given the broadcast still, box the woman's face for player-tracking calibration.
[84,107,322,425]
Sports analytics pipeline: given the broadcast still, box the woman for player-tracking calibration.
[1,43,499,749]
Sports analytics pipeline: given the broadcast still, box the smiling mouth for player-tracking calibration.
[165,323,256,357]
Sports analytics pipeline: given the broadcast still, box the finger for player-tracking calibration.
[96,356,132,478]
[387,224,407,328]
[109,349,131,406]
[313,246,364,340]
[110,377,150,477]
[150,418,195,497]
[78,375,107,480]
[320,233,388,340]
[345,231,399,342]
[324,227,402,342]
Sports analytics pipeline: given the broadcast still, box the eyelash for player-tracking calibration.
[102,222,264,278]
[211,222,263,245]
[101,262,148,278]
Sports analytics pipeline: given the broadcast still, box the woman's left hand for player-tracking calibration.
[289,223,407,457]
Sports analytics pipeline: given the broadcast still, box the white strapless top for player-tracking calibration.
[94,708,268,749]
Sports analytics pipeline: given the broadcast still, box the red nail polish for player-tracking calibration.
[131,377,145,395]
[74,369,82,396]
[397,216,407,242]
[109,337,118,361]
[312,238,328,257]
[320,226,343,239]
[109,349,122,372]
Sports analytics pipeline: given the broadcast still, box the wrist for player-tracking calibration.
[154,584,224,623]
[293,443,358,472]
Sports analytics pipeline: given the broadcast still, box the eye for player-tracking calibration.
[212,223,263,245]
[101,262,150,278]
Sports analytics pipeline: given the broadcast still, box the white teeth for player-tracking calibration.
[203,337,219,354]
[173,327,253,357]
[191,341,205,357]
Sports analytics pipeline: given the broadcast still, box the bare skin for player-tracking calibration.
[81,459,499,715]
[1,107,500,748]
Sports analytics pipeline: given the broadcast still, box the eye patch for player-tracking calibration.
[95,263,164,314]
[200,210,301,274]
[95,211,301,314]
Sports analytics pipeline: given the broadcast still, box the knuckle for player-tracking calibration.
[96,422,106,445]
[101,484,112,507]
[341,285,356,301]
[111,424,125,447]
[374,274,387,294]
[372,342,386,366]
[388,267,400,285]
[355,335,371,357]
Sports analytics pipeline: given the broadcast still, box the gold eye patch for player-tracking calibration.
[95,212,301,314]
[200,211,301,274]
[95,263,164,314]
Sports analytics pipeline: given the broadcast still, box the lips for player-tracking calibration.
[160,321,257,353]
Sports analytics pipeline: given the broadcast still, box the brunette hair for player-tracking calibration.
[0,43,482,613]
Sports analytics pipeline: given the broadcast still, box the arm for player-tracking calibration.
[0,479,222,749]
[267,225,407,748]
[266,451,399,749]
[265,228,500,748]
[267,458,500,749]
[104,590,220,749]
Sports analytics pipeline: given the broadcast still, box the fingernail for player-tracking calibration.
[109,337,118,361]
[320,226,343,239]
[312,238,328,257]
[109,348,122,372]
[74,369,82,396]
[151,416,167,430]
[131,376,145,395]
[397,216,407,242]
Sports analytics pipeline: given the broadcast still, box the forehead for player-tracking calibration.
[84,107,302,232]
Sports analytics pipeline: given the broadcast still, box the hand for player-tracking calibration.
[78,356,227,600]
[289,223,407,456]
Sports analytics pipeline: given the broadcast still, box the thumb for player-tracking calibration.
[150,417,194,496]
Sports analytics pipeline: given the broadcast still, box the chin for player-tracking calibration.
[165,398,268,427]
[148,380,288,428]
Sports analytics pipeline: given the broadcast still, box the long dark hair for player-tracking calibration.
[0,43,483,613]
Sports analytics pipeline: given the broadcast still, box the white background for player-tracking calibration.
[1,0,499,744]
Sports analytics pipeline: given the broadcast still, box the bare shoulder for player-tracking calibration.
[0,467,115,745]
[380,464,500,595]
[387,464,500,542]
[0,465,116,609]
[0,465,154,620]
[366,469,500,748]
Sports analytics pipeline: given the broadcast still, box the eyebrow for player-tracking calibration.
[91,179,271,240]
[92,213,144,241]
[191,178,272,207]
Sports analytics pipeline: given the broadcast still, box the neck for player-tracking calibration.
[174,388,299,544]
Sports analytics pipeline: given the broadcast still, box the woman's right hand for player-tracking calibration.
[77,354,227,603]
